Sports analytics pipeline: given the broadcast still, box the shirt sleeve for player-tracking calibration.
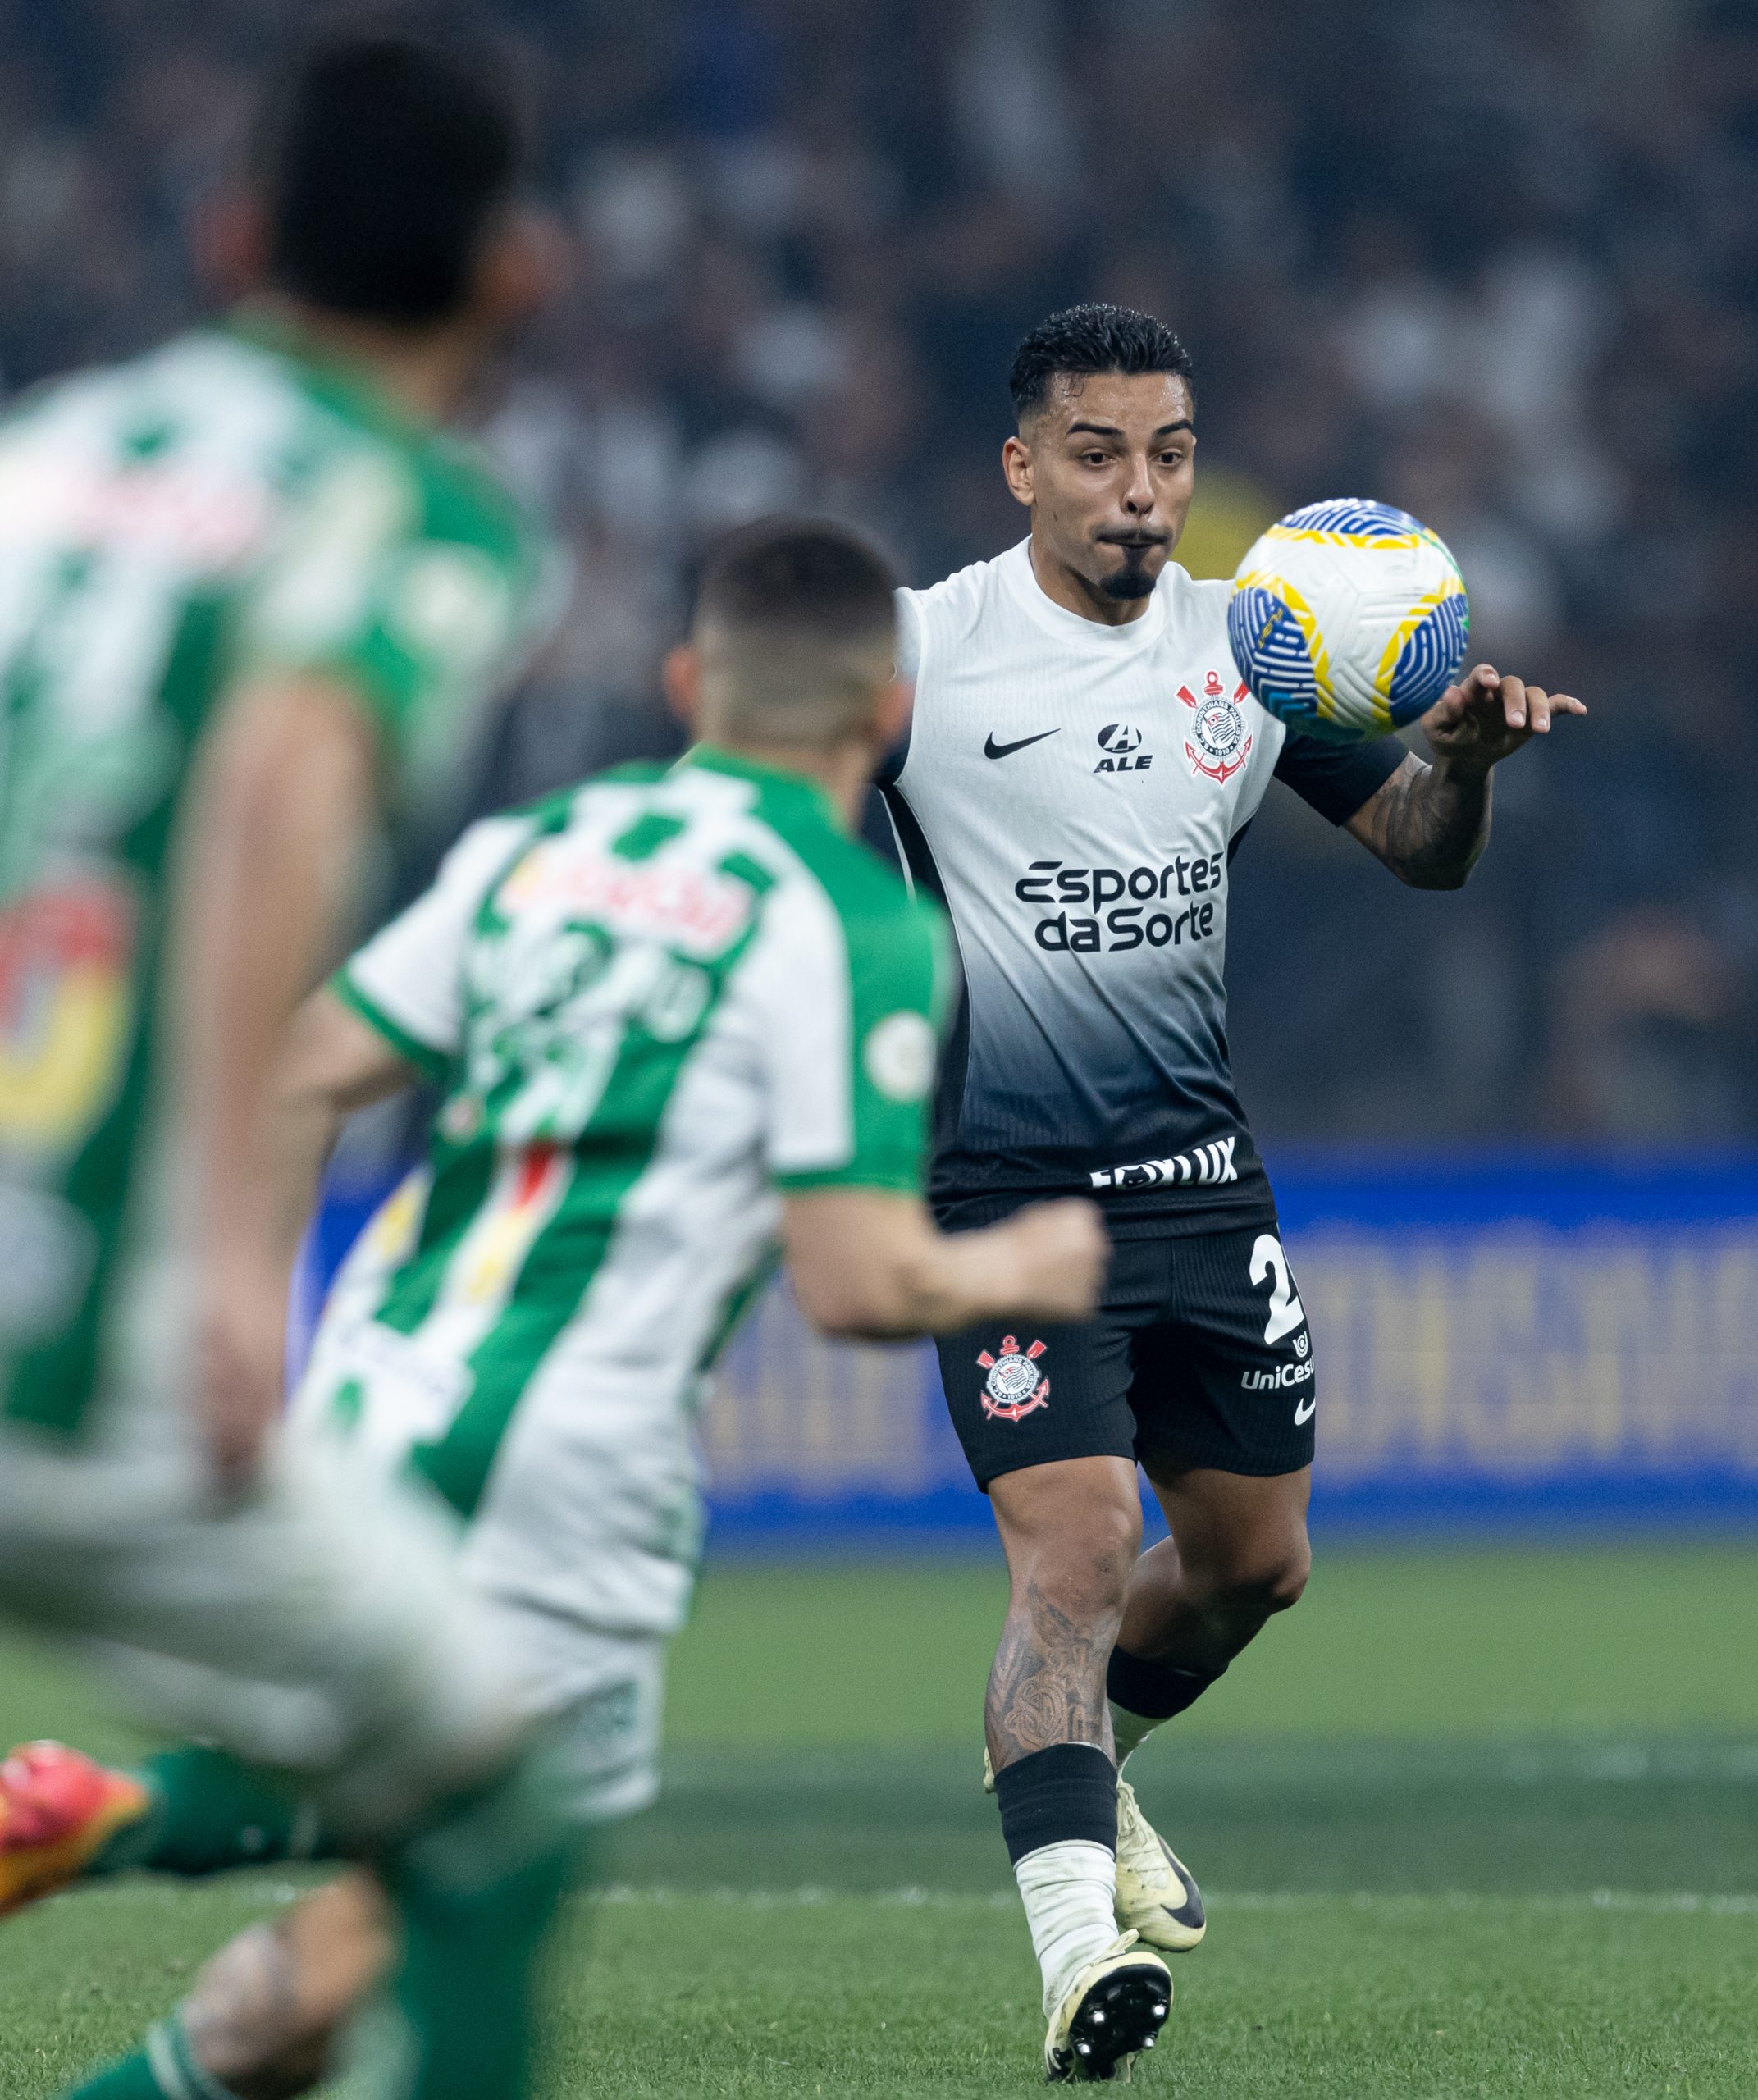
[747,876,952,1197]
[893,587,923,682]
[331,813,532,1079]
[875,588,922,787]
[1272,726,1408,824]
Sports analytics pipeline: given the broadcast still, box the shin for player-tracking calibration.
[987,1458,1143,2015]
[176,1877,390,2100]
[1108,1464,1311,1760]
[987,1456,1144,1770]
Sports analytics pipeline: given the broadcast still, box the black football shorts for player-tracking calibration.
[936,1220,1317,1489]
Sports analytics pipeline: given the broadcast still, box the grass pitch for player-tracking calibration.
[4,1543,1758,2095]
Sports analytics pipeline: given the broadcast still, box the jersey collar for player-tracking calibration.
[217,308,436,451]
[675,744,842,829]
[1002,536,1171,653]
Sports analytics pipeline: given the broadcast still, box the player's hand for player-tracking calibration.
[999,1198,1109,1322]
[194,1266,289,1493]
[1422,663,1587,772]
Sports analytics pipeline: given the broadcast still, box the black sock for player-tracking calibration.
[992,1742,1117,1867]
[1107,1645,1226,1723]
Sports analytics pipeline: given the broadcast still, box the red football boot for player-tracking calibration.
[0,1741,150,1916]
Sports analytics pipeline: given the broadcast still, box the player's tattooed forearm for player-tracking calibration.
[986,1574,1116,1766]
[1358,751,1490,890]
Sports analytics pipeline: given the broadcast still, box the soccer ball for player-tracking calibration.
[1227,498,1469,741]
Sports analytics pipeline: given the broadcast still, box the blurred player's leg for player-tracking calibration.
[53,1687,647,2100]
[7,1486,663,2099]
[0,1742,317,1907]
[6,1611,667,1907]
[60,1877,391,2100]
[0,1423,573,2100]
[50,1747,572,2100]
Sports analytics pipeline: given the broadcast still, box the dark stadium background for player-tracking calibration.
[7,0,1756,1144]
[2,7,1758,2096]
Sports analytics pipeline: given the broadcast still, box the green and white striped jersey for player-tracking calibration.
[299,747,951,1637]
[0,315,557,1434]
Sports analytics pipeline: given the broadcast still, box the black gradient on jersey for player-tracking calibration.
[883,737,1399,1217]
[884,760,1260,1213]
[882,783,970,1170]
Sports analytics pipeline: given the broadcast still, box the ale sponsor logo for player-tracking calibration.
[1094,721,1153,774]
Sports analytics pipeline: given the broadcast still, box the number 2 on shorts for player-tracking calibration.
[1249,1232,1306,1345]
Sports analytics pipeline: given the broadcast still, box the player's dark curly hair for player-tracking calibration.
[1008,304,1194,422]
[254,11,529,326]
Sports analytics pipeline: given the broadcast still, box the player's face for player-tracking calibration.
[1005,372,1196,605]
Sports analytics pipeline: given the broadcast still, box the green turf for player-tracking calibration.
[553,1888,1758,2098]
[3,1544,1758,2096]
[665,1543,1758,1743]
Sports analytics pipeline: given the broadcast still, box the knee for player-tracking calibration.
[1185,1524,1309,1625]
[1258,1541,1311,1614]
[1005,1479,1142,1624]
[1041,1509,1140,1621]
[1217,1537,1310,1619]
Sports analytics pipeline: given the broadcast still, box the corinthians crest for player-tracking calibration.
[977,1335,1050,1422]
[1177,669,1253,784]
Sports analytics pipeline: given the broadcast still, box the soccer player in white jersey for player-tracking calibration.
[3,520,1112,2094]
[879,304,1585,2077]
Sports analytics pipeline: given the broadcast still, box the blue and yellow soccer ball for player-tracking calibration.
[1227,499,1469,741]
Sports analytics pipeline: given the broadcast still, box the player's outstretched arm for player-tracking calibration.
[171,675,386,1483]
[246,988,424,1286]
[780,1189,1107,1341]
[1345,663,1587,889]
[197,980,420,1489]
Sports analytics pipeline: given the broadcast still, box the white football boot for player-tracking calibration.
[1043,1930,1171,2082]
[1112,1777,1206,1954]
[984,1753,1207,1956]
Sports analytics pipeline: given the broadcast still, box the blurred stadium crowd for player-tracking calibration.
[2,0,1755,1139]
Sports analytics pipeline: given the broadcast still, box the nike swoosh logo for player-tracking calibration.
[1294,1395,1316,1426]
[1155,1839,1206,1928]
[984,728,1060,760]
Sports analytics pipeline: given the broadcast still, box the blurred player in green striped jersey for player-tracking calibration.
[0,19,584,2100]
[2,520,1108,2093]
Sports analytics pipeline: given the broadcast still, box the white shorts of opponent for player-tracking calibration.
[0,1401,527,1844]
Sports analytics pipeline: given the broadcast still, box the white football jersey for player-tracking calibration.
[883,538,1398,1226]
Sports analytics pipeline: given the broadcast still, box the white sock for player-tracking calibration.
[1109,1700,1162,1769]
[1014,1838,1119,2017]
